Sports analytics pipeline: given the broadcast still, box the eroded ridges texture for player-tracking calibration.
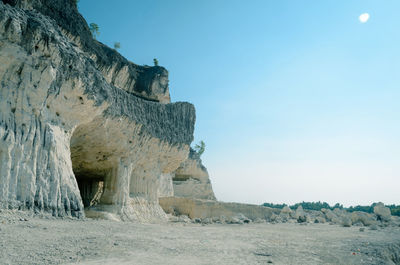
[0,1,195,220]
[5,0,172,103]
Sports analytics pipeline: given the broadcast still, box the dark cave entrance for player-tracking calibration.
[75,174,105,208]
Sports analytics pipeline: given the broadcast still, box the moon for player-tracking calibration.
[359,13,370,23]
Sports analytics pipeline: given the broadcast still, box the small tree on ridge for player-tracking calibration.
[89,23,100,39]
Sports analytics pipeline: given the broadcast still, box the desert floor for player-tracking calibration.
[1,210,399,265]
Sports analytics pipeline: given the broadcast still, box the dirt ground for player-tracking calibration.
[0,210,399,265]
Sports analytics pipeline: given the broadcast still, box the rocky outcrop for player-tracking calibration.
[0,1,195,220]
[4,0,171,103]
[170,148,216,200]
[160,197,400,227]
[160,197,280,221]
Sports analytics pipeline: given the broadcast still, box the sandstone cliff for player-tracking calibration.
[0,0,195,221]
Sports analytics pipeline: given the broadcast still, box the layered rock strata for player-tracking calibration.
[0,1,195,220]
[160,197,280,221]
[171,148,216,200]
[5,0,171,103]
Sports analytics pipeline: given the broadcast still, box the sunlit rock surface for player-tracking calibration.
[159,197,280,221]
[0,1,195,220]
[171,148,216,200]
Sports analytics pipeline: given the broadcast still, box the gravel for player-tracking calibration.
[0,210,399,265]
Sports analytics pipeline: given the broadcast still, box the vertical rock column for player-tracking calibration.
[158,173,174,198]
[0,119,83,216]
[130,168,161,203]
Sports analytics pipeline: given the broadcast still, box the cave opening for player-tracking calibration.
[69,124,115,209]
[173,174,200,182]
[75,173,104,208]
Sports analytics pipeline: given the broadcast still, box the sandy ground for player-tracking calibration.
[1,210,399,265]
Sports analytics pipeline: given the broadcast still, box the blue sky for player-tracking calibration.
[78,1,400,206]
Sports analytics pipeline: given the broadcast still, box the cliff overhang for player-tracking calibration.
[0,0,195,221]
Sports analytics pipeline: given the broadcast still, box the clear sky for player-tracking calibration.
[78,0,400,207]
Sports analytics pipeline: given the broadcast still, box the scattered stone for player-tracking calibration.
[369,224,378,230]
[169,216,180,222]
[297,216,307,223]
[201,218,213,225]
[270,213,278,222]
[314,216,326,224]
[233,213,251,224]
[168,215,192,223]
[211,217,220,223]
[226,217,243,225]
[253,218,266,224]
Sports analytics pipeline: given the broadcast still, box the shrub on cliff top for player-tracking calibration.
[194,141,206,157]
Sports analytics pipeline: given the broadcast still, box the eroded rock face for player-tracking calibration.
[0,1,195,220]
[171,148,216,200]
[5,0,171,103]
[158,173,174,198]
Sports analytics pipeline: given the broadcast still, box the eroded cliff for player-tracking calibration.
[171,148,216,200]
[0,0,195,221]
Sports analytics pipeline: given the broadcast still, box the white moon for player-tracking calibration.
[359,13,370,23]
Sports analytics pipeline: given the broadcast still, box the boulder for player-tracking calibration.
[295,206,307,223]
[341,216,352,227]
[281,206,292,214]
[201,218,213,225]
[373,203,392,222]
[314,216,326,224]
[225,216,244,225]
[351,211,377,226]
[322,209,344,224]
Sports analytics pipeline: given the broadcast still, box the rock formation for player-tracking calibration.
[159,197,280,221]
[374,202,392,222]
[170,148,216,200]
[1,0,398,229]
[160,197,400,227]
[0,0,195,221]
